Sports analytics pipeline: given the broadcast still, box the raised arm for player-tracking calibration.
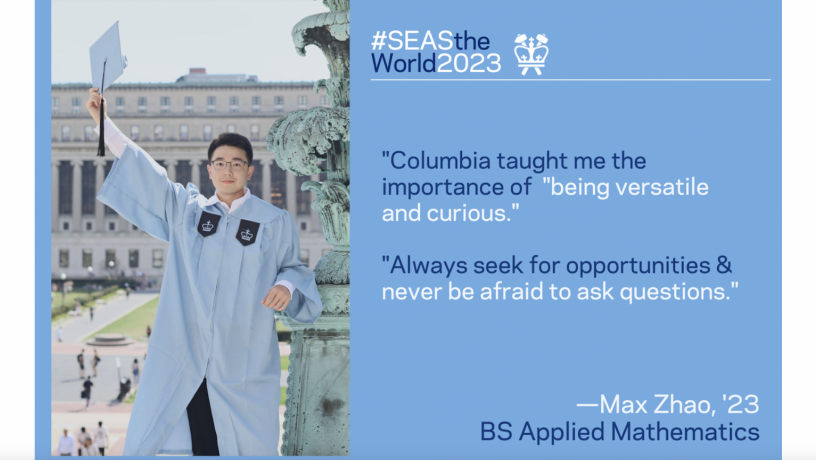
[87,88,195,242]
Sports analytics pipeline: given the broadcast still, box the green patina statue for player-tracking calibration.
[266,0,350,455]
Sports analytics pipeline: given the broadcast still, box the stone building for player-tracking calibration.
[51,68,331,284]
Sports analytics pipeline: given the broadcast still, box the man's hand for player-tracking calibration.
[262,284,291,311]
[85,87,107,125]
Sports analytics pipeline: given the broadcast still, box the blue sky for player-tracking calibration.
[52,0,332,83]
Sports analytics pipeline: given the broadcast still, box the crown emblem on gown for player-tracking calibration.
[514,33,549,75]
[241,228,253,241]
[201,220,214,232]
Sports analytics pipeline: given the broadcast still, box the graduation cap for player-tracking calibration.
[89,21,128,156]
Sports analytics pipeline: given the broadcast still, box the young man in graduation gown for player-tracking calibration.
[85,88,323,456]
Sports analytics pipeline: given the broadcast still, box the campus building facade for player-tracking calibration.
[51,69,331,283]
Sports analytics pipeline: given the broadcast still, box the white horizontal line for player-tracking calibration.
[577,404,599,407]
[371,79,772,82]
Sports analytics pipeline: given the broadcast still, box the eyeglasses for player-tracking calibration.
[210,160,249,171]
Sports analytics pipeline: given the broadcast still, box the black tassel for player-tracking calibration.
[97,60,107,157]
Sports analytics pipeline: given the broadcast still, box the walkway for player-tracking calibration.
[53,291,159,343]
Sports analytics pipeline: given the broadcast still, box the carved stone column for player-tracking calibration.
[285,172,297,214]
[52,161,59,231]
[262,158,273,204]
[94,159,106,232]
[71,160,83,232]
[166,159,177,183]
[191,159,201,190]
[267,0,350,455]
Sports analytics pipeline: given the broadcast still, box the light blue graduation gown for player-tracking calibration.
[97,141,323,456]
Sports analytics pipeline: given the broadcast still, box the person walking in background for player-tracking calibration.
[92,350,101,377]
[76,427,91,456]
[83,376,94,411]
[58,428,75,456]
[94,421,109,456]
[126,286,131,299]
[77,349,86,379]
[146,325,151,340]
[79,437,100,456]
[132,358,140,385]
[89,305,94,321]
[56,326,63,343]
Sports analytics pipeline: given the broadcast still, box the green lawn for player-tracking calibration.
[84,297,159,342]
[281,387,287,406]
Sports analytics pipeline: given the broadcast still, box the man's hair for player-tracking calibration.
[81,427,86,432]
[98,421,103,426]
[207,132,253,165]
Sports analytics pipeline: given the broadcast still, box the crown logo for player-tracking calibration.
[241,228,253,241]
[514,33,549,75]
[201,220,214,232]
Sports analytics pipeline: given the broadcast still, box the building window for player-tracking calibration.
[82,249,93,269]
[185,96,193,113]
[298,95,307,108]
[59,250,69,268]
[179,125,188,141]
[153,249,164,268]
[160,96,170,113]
[108,221,116,231]
[227,124,236,133]
[300,222,307,231]
[296,175,310,215]
[72,97,81,114]
[230,96,238,113]
[85,222,93,231]
[129,249,139,268]
[300,249,309,266]
[176,160,192,185]
[132,224,138,231]
[62,222,70,231]
[52,97,59,114]
[115,97,125,114]
[81,161,95,215]
[203,125,212,141]
[274,96,283,112]
[130,125,140,141]
[58,161,72,214]
[61,126,70,141]
[138,97,147,113]
[270,163,286,210]
[207,96,216,113]
[250,124,260,141]
[84,126,94,141]
[105,249,116,268]
[154,125,164,141]
[252,96,261,113]
[320,95,329,106]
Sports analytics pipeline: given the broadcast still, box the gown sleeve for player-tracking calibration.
[275,211,324,324]
[96,141,193,242]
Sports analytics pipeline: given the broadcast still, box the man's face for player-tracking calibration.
[85,439,92,447]
[207,145,254,197]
